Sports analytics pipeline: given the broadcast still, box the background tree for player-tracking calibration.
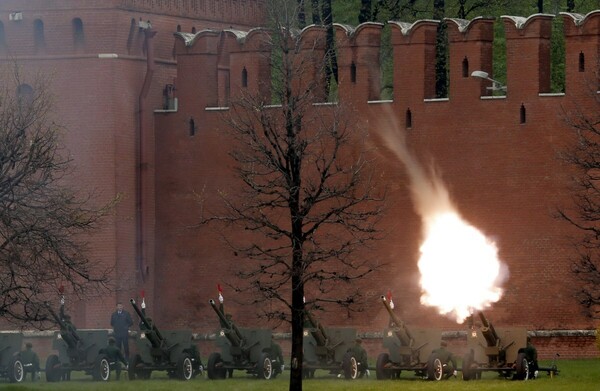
[0,65,111,325]
[558,87,600,320]
[202,1,384,389]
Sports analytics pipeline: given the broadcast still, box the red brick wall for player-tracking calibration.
[153,11,600,347]
[0,0,599,359]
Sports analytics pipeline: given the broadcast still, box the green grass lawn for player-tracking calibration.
[3,359,598,391]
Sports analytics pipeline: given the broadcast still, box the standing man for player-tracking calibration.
[110,302,133,360]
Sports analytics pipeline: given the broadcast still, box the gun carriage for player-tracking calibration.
[44,305,111,382]
[375,296,443,380]
[462,311,558,380]
[128,298,202,380]
[206,299,276,380]
[302,309,361,379]
[0,332,24,383]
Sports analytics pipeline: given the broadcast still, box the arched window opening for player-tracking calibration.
[72,18,84,49]
[241,67,248,88]
[350,62,356,83]
[520,104,526,124]
[0,22,6,52]
[127,18,136,54]
[462,57,469,77]
[579,52,585,72]
[17,84,34,108]
[34,19,45,53]
[191,27,197,34]
[189,118,196,136]
[177,25,181,32]
[405,108,412,129]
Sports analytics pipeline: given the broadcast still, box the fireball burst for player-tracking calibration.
[418,210,506,323]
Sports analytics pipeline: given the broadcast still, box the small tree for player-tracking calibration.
[201,1,384,389]
[0,65,110,325]
[558,85,600,320]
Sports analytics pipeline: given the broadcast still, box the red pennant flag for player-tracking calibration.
[218,284,224,303]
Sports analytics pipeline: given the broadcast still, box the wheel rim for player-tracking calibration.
[13,360,24,382]
[433,358,443,381]
[100,358,110,381]
[521,358,529,380]
[349,356,358,379]
[262,357,272,379]
[183,357,193,380]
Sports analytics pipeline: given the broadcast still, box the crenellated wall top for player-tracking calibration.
[388,19,440,37]
[445,17,495,42]
[561,10,600,36]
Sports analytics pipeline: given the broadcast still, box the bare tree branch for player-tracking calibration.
[0,64,113,326]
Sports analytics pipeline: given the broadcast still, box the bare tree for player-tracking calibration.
[0,65,111,326]
[200,1,384,388]
[558,86,600,319]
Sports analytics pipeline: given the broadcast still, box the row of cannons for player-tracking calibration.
[0,295,559,383]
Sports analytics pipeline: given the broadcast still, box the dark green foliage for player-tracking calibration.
[327,0,600,99]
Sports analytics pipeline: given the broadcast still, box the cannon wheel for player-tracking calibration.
[342,352,358,380]
[426,353,443,381]
[177,353,193,380]
[45,354,62,382]
[207,352,226,379]
[128,354,142,380]
[257,352,273,380]
[462,351,475,381]
[93,354,110,381]
[514,352,529,380]
[8,357,24,383]
[376,353,391,380]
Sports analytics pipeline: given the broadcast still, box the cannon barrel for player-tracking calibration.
[47,305,81,348]
[304,309,328,346]
[209,299,244,347]
[381,296,413,346]
[478,311,500,347]
[130,298,165,345]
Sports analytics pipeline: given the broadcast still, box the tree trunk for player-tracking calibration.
[433,0,447,98]
[359,0,372,23]
[323,0,338,94]
[311,0,321,24]
[289,257,305,391]
[297,0,306,27]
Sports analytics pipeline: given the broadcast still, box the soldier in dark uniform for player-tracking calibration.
[20,342,40,381]
[110,303,133,360]
[347,338,369,378]
[431,341,457,379]
[103,337,128,380]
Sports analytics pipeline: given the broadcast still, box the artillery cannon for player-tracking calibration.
[461,311,558,380]
[206,299,275,380]
[375,296,443,380]
[0,332,25,383]
[44,304,111,382]
[128,298,202,380]
[302,308,361,379]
